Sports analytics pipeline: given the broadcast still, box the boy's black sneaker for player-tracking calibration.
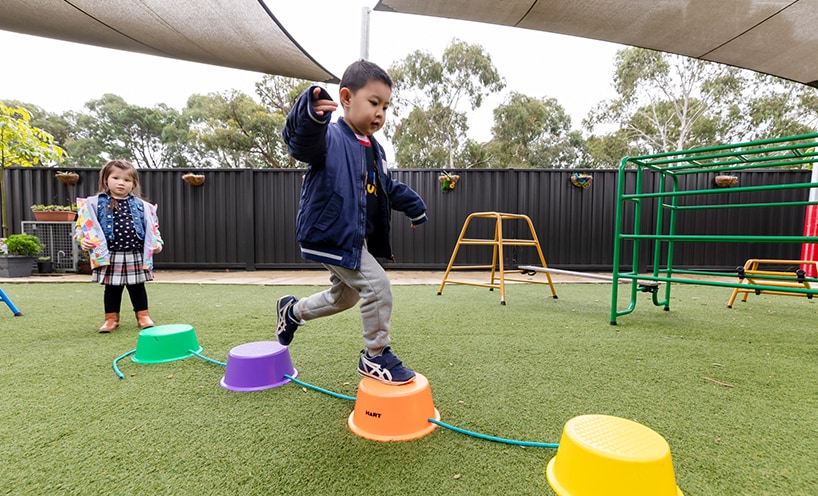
[275,295,303,346]
[357,347,416,385]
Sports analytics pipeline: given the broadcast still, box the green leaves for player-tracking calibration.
[0,103,66,168]
[490,93,583,168]
[255,75,310,116]
[588,47,818,164]
[30,204,77,212]
[389,39,505,168]
[0,102,67,235]
[183,88,293,169]
[4,233,43,256]
[3,76,309,170]
[392,105,462,168]
[80,94,188,168]
[613,48,668,102]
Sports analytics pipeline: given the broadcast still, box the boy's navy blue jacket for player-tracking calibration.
[282,86,428,270]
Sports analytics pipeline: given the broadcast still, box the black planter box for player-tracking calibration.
[0,256,35,278]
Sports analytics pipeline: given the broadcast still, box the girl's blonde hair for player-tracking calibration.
[98,159,142,209]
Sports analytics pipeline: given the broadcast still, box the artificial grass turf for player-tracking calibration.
[0,281,816,495]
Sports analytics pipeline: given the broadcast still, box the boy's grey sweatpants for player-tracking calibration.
[292,246,392,356]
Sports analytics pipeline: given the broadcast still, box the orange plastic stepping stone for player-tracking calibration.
[348,373,440,442]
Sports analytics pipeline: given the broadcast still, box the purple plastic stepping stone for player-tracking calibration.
[220,341,297,392]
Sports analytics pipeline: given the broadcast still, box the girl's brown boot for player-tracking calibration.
[98,313,120,333]
[135,310,155,329]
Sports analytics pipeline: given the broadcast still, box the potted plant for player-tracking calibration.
[0,234,42,277]
[36,256,54,274]
[437,171,460,193]
[77,250,92,275]
[30,204,78,222]
[570,172,593,189]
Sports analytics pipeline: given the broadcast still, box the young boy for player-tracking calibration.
[277,60,428,385]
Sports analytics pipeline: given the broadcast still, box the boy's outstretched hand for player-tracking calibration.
[410,220,426,230]
[312,87,337,116]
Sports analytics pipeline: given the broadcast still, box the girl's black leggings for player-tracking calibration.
[103,284,149,313]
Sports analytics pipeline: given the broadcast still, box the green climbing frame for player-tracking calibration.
[610,132,818,324]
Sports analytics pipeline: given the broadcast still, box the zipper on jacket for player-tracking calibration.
[356,143,367,270]
[373,145,394,261]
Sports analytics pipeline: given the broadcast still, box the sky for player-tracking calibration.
[0,0,625,153]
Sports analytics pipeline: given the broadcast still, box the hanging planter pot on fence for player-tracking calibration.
[714,175,738,187]
[55,171,79,186]
[438,172,460,193]
[570,173,593,189]
[182,173,206,186]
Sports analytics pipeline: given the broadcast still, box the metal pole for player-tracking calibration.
[360,7,370,60]
[518,265,615,282]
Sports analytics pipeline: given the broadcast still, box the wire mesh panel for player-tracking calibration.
[21,222,79,271]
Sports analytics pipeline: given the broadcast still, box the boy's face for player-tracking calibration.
[339,80,392,137]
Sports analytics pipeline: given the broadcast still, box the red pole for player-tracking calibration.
[801,166,818,277]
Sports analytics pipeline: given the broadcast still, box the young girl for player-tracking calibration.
[74,159,164,333]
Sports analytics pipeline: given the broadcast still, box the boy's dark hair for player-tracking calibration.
[339,60,393,92]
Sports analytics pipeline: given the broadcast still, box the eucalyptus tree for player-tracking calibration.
[742,73,818,140]
[255,75,311,117]
[489,92,587,168]
[585,47,744,159]
[388,39,505,168]
[184,89,292,168]
[584,47,818,167]
[59,114,108,168]
[83,94,188,168]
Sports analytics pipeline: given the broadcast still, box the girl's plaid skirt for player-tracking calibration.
[92,250,154,286]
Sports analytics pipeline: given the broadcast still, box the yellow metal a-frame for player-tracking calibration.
[437,212,557,305]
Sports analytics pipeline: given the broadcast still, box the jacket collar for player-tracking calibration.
[337,117,382,159]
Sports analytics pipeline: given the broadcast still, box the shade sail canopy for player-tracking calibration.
[0,0,338,83]
[374,0,818,87]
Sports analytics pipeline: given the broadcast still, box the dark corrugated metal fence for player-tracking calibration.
[1,167,810,271]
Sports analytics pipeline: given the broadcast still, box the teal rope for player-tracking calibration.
[121,349,557,448]
[280,373,558,447]
[189,350,226,366]
[283,374,356,401]
[112,349,136,379]
[428,419,559,448]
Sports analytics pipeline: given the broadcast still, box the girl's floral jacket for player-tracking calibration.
[73,194,163,270]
